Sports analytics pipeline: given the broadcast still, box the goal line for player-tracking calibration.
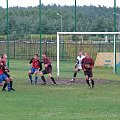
[57,32,120,77]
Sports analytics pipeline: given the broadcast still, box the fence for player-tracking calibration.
[0,35,120,75]
[0,35,120,61]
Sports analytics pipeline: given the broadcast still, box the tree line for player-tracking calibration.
[0,4,120,38]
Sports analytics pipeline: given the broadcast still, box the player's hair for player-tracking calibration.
[85,52,90,57]
[1,53,6,59]
[34,54,39,57]
[42,52,47,55]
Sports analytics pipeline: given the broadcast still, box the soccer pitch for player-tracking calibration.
[0,59,120,120]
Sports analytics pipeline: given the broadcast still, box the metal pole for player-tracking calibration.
[14,38,15,58]
[113,35,116,73]
[61,15,62,32]
[75,0,77,61]
[39,0,42,59]
[75,0,77,32]
[114,0,117,73]
[6,0,9,68]
[57,13,62,32]
[57,13,63,59]
[57,33,60,76]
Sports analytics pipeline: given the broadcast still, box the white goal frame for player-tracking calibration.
[57,32,120,76]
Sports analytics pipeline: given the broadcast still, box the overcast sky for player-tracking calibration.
[0,0,120,8]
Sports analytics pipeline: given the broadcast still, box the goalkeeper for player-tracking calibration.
[71,51,85,82]
[82,53,94,89]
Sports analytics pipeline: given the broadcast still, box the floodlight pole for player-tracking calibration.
[57,13,62,32]
[75,0,77,32]
[6,0,9,68]
[113,0,117,73]
[39,0,42,59]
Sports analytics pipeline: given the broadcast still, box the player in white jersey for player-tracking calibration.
[70,51,85,82]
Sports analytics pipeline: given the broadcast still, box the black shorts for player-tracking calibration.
[84,69,93,77]
[42,65,52,75]
[4,72,11,78]
[42,69,52,75]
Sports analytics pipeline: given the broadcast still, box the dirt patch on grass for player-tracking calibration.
[37,78,117,85]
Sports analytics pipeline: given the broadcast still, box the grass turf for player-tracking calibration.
[0,59,120,120]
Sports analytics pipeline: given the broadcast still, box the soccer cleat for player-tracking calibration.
[54,83,57,85]
[8,90,11,92]
[11,88,15,91]
[41,82,47,85]
[31,82,34,85]
[2,89,6,91]
[70,78,75,82]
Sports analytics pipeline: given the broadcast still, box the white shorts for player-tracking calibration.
[77,65,82,70]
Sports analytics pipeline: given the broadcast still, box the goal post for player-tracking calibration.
[57,32,120,77]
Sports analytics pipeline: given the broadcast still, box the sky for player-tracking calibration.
[0,0,120,8]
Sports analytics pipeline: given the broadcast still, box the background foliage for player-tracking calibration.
[0,4,120,37]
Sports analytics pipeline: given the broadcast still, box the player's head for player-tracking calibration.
[78,51,82,56]
[85,53,90,58]
[1,53,7,59]
[34,54,39,60]
[42,52,46,58]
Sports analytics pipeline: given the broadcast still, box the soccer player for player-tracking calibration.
[0,62,11,91]
[82,53,94,89]
[0,53,15,91]
[28,54,42,85]
[39,53,57,85]
[71,51,85,82]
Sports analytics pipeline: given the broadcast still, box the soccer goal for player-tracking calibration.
[57,32,120,76]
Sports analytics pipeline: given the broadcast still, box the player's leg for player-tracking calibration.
[9,77,15,91]
[71,68,79,82]
[2,82,7,91]
[34,70,39,85]
[3,72,15,91]
[84,71,91,88]
[0,73,3,86]
[28,68,34,84]
[0,83,3,86]
[88,70,94,88]
[90,76,94,88]
[2,74,11,92]
[48,73,57,85]
[5,79,11,92]
[40,70,47,85]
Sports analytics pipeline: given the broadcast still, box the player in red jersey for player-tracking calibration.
[82,53,94,89]
[28,54,42,85]
[0,53,15,91]
[39,53,57,85]
[0,62,11,91]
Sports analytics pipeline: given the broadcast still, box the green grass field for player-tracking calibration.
[0,59,120,120]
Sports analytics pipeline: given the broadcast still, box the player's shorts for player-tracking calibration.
[77,69,81,71]
[4,72,10,78]
[84,69,93,77]
[76,65,82,71]
[31,68,39,74]
[0,74,8,83]
[42,65,52,75]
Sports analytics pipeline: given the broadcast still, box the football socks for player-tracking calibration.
[51,77,56,84]
[41,76,47,84]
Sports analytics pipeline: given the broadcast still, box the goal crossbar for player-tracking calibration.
[57,32,120,76]
[57,32,120,35]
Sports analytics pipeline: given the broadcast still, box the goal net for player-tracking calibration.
[57,32,120,77]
